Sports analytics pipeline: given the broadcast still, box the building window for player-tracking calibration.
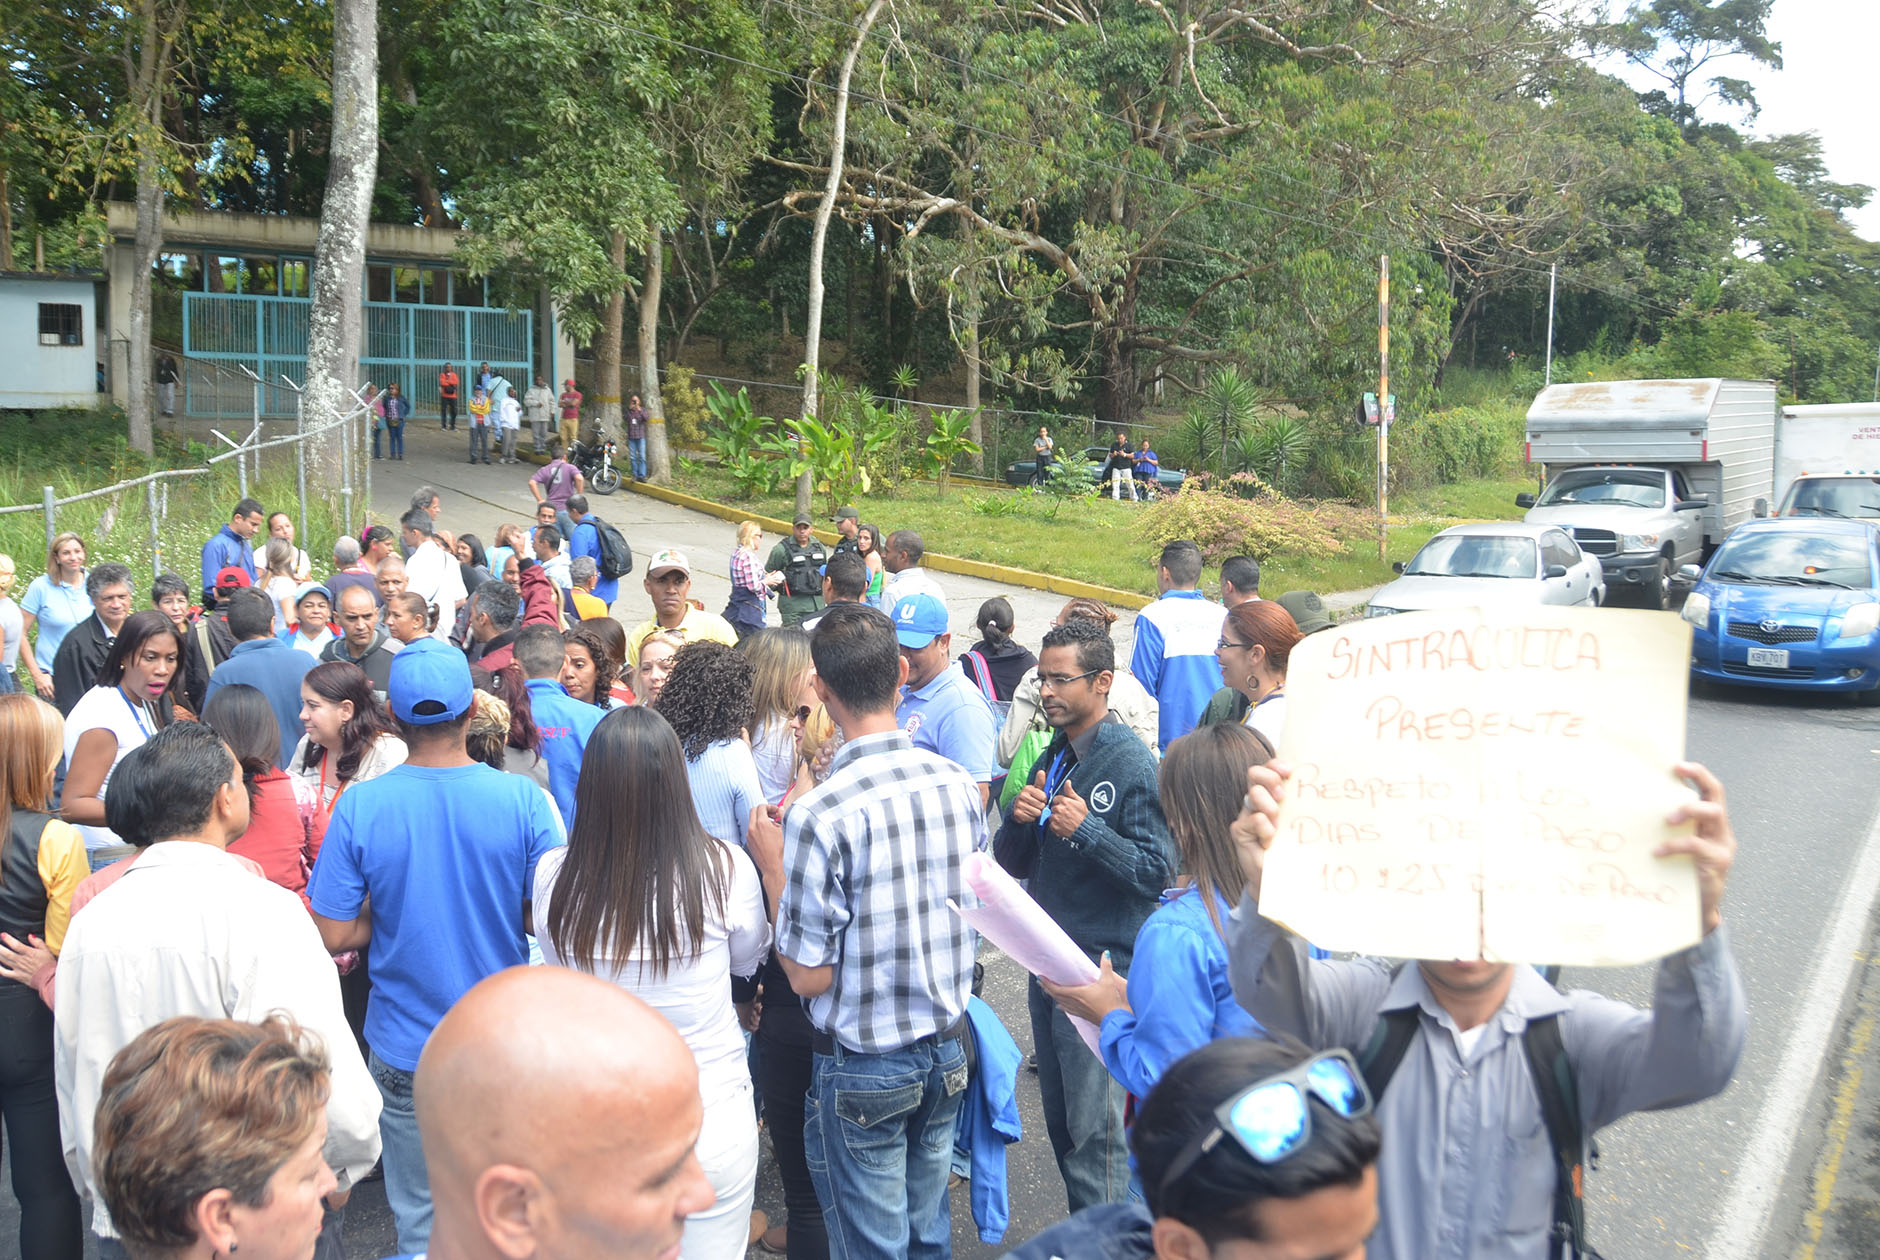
[367,265,393,303]
[38,303,84,347]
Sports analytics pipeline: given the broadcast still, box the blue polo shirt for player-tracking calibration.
[567,517,620,605]
[199,524,257,596]
[897,664,997,783]
[524,676,603,824]
[203,637,313,768]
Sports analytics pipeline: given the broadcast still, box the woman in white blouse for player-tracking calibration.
[61,611,181,862]
[534,705,769,1260]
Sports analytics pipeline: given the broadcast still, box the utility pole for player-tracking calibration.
[1543,263,1557,388]
[1377,254,1390,564]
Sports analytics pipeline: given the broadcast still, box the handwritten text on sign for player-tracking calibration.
[1259,607,1699,967]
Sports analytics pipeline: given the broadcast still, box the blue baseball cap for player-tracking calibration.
[388,637,474,726]
[892,593,950,649]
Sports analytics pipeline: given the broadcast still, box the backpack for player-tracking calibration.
[1358,995,1602,1260]
[587,516,633,580]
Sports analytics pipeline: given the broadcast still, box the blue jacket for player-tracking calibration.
[524,677,602,824]
[1001,1202,1153,1260]
[203,638,313,769]
[1099,886,1260,1100]
[958,996,1023,1244]
[199,524,257,598]
[1128,589,1226,750]
[568,517,620,604]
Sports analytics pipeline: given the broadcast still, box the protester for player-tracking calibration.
[319,585,398,697]
[400,510,467,641]
[742,627,815,804]
[854,523,885,604]
[291,660,407,831]
[1219,555,1261,606]
[530,441,585,534]
[654,641,763,851]
[378,381,412,460]
[473,662,548,789]
[565,494,620,605]
[383,592,434,646]
[178,569,247,710]
[766,515,829,628]
[201,683,320,908]
[49,562,135,717]
[0,554,23,696]
[1203,599,1299,744]
[324,539,373,615]
[524,374,557,454]
[557,378,584,448]
[485,524,525,586]
[999,599,1159,771]
[61,610,181,861]
[1228,758,1747,1260]
[585,616,637,705]
[626,551,738,665]
[803,550,868,635]
[438,364,460,430]
[55,723,381,1256]
[204,587,312,768]
[375,555,409,607]
[497,384,522,464]
[451,533,490,600]
[0,693,85,1260]
[309,638,561,1253]
[726,520,769,640]
[20,533,91,703]
[533,523,573,593]
[464,579,525,672]
[965,596,1036,703]
[535,707,771,1256]
[515,623,603,825]
[267,512,313,582]
[1002,1037,1381,1260]
[890,592,998,807]
[560,623,623,710]
[1039,723,1266,1106]
[624,392,651,481]
[633,629,683,708]
[89,1016,348,1260]
[878,529,942,611]
[1130,541,1226,752]
[745,603,982,1259]
[280,583,336,658]
[260,538,300,631]
[993,617,1174,1212]
[466,385,492,464]
[199,500,263,606]
[360,524,397,572]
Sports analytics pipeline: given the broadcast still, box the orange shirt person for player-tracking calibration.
[438,366,461,431]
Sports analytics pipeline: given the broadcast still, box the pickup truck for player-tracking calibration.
[1516,378,1777,609]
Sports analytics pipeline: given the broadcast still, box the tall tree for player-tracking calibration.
[1614,0,1782,138]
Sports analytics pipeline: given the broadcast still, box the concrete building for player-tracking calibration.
[0,271,105,409]
[102,202,575,419]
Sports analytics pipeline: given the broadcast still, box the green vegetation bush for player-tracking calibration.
[663,364,710,450]
[1135,481,1343,565]
[1387,403,1527,491]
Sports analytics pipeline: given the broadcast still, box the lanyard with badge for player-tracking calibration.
[1036,745,1073,834]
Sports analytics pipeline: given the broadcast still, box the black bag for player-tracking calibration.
[588,516,633,580]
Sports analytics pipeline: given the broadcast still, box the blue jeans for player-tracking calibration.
[387,422,404,458]
[628,435,647,479]
[369,1051,431,1253]
[1028,976,1130,1213]
[372,424,383,459]
[805,1036,967,1260]
[469,425,490,462]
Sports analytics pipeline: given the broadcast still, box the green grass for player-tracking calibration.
[1393,476,1534,522]
[673,465,1526,599]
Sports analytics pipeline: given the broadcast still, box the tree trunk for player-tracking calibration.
[302,0,379,511]
[0,168,13,270]
[592,229,628,442]
[127,151,162,455]
[798,0,887,516]
[639,228,671,481]
[963,305,984,473]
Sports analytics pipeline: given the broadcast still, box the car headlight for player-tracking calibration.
[1364,604,1399,618]
[1679,591,1710,628]
[1622,533,1660,551]
[1838,602,1880,640]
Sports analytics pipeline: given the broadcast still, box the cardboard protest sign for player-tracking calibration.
[1258,606,1700,966]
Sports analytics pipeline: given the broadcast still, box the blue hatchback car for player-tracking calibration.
[1681,517,1880,696]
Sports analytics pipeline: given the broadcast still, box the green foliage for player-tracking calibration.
[702,383,785,499]
[1190,368,1260,474]
[1388,404,1528,493]
[1135,482,1343,566]
[782,413,871,519]
[922,408,983,496]
[663,364,710,450]
[1043,455,1097,498]
[1650,307,1784,380]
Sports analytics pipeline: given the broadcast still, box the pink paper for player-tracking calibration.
[950,850,1104,1056]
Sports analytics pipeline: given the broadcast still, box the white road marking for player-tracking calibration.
[1707,798,1880,1259]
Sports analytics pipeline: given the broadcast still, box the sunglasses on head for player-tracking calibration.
[1157,1049,1373,1201]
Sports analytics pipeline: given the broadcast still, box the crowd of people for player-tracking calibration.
[0,478,1749,1260]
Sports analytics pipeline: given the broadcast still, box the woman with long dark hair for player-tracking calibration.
[654,641,763,850]
[854,522,885,604]
[580,615,636,705]
[289,661,405,818]
[0,694,84,1258]
[533,706,768,1259]
[61,610,180,862]
[474,661,548,788]
[560,624,625,710]
[202,684,318,908]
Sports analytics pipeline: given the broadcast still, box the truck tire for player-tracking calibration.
[1643,555,1671,611]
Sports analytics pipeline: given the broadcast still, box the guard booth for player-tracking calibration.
[104,203,572,420]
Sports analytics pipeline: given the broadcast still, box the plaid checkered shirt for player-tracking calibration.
[775,729,983,1054]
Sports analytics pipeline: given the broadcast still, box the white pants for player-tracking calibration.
[682,1079,760,1260]
[1111,468,1138,500]
[157,382,175,415]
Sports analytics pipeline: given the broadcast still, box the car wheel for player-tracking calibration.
[1643,556,1671,611]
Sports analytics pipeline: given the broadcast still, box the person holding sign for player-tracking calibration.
[993,618,1174,1213]
[1224,758,1747,1260]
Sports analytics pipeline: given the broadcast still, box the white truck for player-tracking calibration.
[1515,378,1777,609]
[1765,402,1880,520]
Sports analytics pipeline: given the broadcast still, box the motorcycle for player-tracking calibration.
[568,436,622,495]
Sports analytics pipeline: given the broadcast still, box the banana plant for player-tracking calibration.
[922,407,983,496]
[783,413,871,517]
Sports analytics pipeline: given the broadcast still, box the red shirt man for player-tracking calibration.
[438,367,461,430]
[557,379,583,446]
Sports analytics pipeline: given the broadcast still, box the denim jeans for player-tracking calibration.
[628,435,648,479]
[372,425,383,459]
[1028,976,1130,1213]
[387,422,404,458]
[369,1051,432,1253]
[469,425,490,462]
[805,1036,967,1260]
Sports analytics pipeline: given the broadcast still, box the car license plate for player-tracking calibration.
[1746,647,1790,669]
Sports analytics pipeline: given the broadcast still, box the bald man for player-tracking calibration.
[406,967,715,1260]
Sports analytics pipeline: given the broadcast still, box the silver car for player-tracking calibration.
[1365,523,1606,617]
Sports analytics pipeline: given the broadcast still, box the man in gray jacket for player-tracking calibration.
[1226,758,1747,1260]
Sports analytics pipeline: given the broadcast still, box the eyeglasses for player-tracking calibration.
[791,705,814,724]
[1156,1049,1373,1202]
[1037,669,1101,691]
[1217,638,1250,651]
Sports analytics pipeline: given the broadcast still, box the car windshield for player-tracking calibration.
[1709,532,1874,589]
[1535,469,1667,509]
[1781,477,1880,520]
[1404,535,1539,579]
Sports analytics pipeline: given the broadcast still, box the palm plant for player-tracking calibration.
[1197,367,1258,473]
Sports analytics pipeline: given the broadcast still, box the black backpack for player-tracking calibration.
[1358,997,1602,1260]
[587,516,633,580]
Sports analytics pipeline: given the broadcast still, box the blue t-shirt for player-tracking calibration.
[567,518,620,605]
[308,762,561,1070]
[203,638,314,768]
[524,677,603,825]
[897,665,997,783]
[20,574,92,672]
